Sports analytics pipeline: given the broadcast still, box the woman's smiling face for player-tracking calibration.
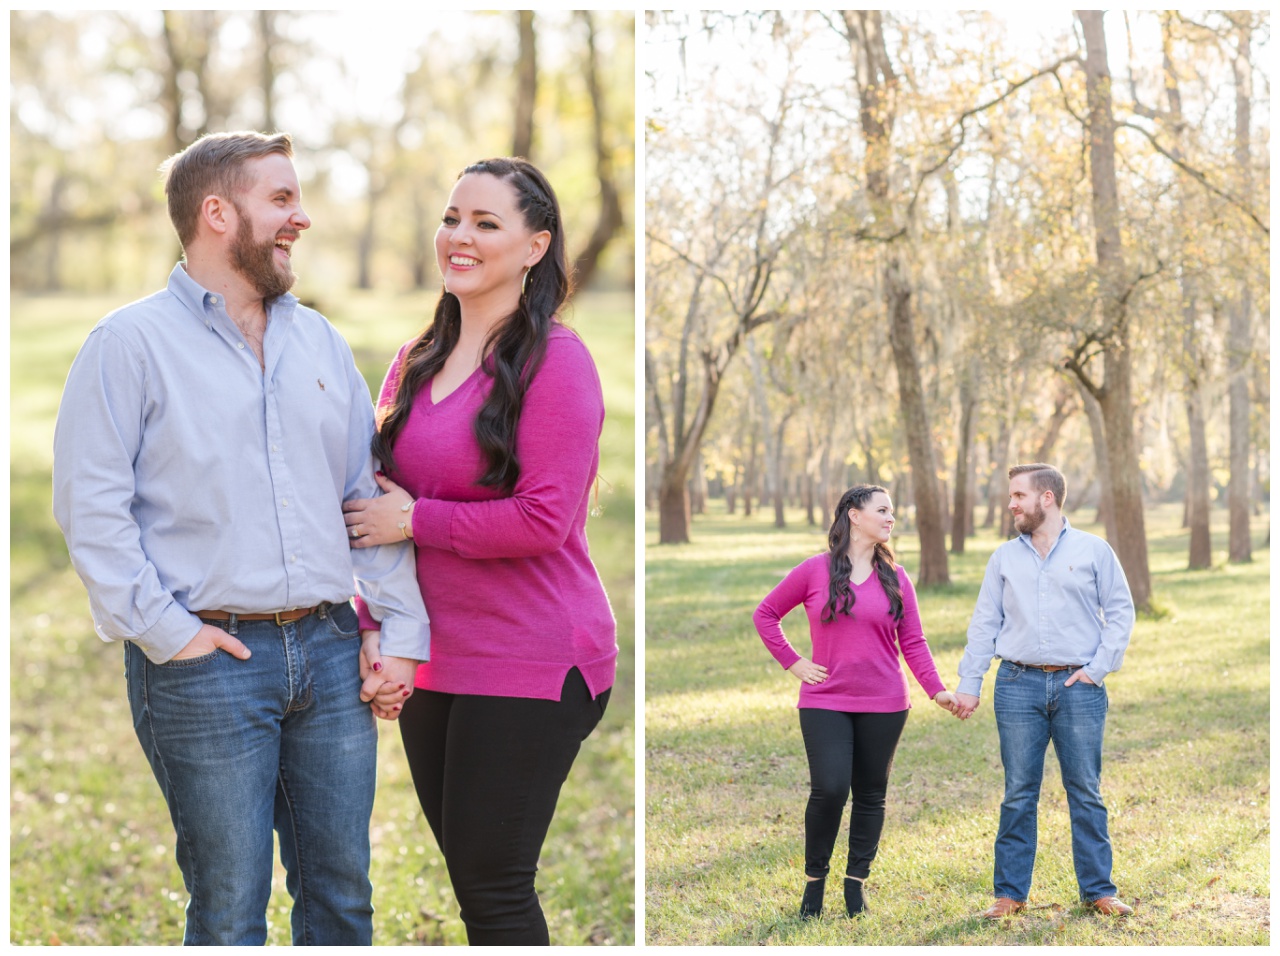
[435,172,548,304]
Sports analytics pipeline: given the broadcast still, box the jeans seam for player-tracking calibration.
[138,650,202,937]
[277,768,312,943]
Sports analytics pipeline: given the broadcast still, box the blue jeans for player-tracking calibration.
[993,659,1116,903]
[125,601,377,945]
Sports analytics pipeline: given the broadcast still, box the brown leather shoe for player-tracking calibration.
[1087,896,1133,916]
[981,897,1026,919]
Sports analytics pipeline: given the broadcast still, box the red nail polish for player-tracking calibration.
[393,704,401,712]
[402,689,410,697]
[372,662,382,672]
[376,470,384,477]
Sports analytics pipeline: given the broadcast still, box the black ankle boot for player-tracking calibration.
[844,876,867,916]
[799,878,825,920]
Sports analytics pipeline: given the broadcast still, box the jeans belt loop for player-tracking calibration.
[228,612,238,637]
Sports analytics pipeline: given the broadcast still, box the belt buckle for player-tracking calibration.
[275,610,289,627]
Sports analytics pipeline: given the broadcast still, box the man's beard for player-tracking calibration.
[231,208,296,300]
[1014,500,1046,534]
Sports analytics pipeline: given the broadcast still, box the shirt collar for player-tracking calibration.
[166,262,299,322]
[1018,515,1072,555]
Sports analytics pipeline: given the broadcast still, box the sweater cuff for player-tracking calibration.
[412,497,456,551]
[921,676,947,700]
[773,645,801,671]
[354,595,380,632]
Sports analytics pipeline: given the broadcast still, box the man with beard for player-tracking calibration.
[953,463,1135,920]
[52,131,429,944]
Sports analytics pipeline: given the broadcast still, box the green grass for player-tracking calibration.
[9,288,635,945]
[645,504,1269,945]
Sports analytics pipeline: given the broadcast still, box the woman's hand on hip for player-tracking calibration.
[344,472,416,548]
[787,657,829,685]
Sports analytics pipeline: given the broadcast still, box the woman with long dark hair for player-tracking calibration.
[340,157,616,944]
[753,485,957,920]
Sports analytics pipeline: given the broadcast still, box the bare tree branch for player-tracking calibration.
[1117,119,1269,235]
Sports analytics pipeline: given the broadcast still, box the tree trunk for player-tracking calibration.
[512,11,537,159]
[1077,378,1118,542]
[1159,18,1212,570]
[951,369,976,553]
[690,448,707,515]
[258,11,277,131]
[571,11,624,289]
[772,413,793,529]
[356,187,377,290]
[410,186,431,288]
[985,394,1020,534]
[886,259,950,584]
[1227,17,1253,562]
[841,9,948,585]
[658,466,691,544]
[1185,385,1211,567]
[1033,379,1076,463]
[160,12,185,155]
[1073,10,1151,610]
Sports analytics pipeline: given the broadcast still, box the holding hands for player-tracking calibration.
[952,692,981,720]
[359,630,419,721]
[932,690,960,715]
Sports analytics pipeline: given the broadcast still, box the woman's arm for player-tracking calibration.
[895,567,947,699]
[408,333,605,559]
[753,559,815,672]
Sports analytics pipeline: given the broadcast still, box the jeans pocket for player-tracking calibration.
[160,649,221,668]
[996,662,1022,682]
[326,601,361,639]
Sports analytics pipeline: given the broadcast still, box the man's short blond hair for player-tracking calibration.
[1009,463,1067,509]
[160,131,293,248]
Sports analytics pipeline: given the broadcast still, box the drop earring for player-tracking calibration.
[521,267,530,297]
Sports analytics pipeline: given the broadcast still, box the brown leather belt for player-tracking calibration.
[195,605,322,626]
[1009,661,1082,673]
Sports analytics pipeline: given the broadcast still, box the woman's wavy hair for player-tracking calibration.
[370,157,572,490]
[821,485,904,623]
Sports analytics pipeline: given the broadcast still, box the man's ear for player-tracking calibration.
[201,194,233,237]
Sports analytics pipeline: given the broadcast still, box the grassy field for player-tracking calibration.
[9,287,635,945]
[645,503,1269,945]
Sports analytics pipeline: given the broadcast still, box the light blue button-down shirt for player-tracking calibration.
[53,263,429,664]
[957,518,1133,694]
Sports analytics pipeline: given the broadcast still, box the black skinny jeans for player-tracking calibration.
[798,708,909,881]
[398,668,609,945]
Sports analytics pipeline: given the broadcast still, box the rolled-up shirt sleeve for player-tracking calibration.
[1082,542,1133,685]
[52,327,202,663]
[957,550,1005,697]
[343,346,430,661]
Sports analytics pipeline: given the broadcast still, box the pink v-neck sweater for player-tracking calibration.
[356,326,617,701]
[754,553,946,712]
